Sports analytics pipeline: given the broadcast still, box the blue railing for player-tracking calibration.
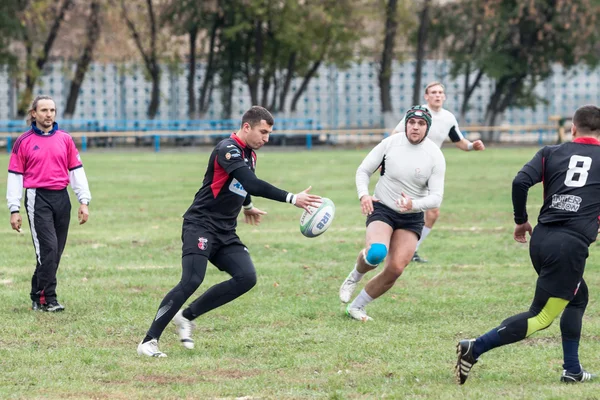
[1,118,321,152]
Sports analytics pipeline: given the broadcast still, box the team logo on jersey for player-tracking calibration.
[198,237,208,250]
[225,148,241,160]
[229,178,247,197]
[550,194,581,212]
[414,168,426,180]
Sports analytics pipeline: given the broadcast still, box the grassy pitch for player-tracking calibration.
[0,147,598,399]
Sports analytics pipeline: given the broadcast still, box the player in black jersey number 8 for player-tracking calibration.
[456,105,600,385]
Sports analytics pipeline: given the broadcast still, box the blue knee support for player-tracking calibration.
[365,243,387,266]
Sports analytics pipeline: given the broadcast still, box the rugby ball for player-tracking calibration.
[299,198,335,238]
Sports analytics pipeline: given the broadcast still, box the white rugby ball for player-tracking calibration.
[299,198,335,238]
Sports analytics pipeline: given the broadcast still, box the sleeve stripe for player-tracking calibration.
[448,126,462,143]
[12,131,34,154]
[8,169,23,175]
[68,164,83,171]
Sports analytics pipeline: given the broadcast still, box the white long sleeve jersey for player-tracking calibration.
[356,133,446,213]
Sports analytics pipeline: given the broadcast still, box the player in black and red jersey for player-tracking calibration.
[457,105,600,384]
[137,106,322,357]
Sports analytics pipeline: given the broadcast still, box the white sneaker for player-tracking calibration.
[339,275,359,303]
[346,305,373,321]
[137,339,167,357]
[172,310,195,349]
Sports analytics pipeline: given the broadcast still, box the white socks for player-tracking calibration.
[350,289,374,309]
[415,226,432,251]
[350,265,365,282]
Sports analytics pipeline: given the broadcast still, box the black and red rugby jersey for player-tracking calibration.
[183,134,257,231]
[513,137,600,244]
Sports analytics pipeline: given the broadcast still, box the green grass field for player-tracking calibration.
[0,147,599,400]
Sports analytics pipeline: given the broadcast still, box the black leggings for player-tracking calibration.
[146,247,257,340]
[497,279,588,346]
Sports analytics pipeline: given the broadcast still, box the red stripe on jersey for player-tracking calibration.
[573,137,600,146]
[210,157,229,198]
[231,133,247,147]
[580,138,600,224]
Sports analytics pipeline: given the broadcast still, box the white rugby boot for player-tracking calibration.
[172,310,195,349]
[339,274,359,303]
[345,305,373,321]
[137,339,167,357]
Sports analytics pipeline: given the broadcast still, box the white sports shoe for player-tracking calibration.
[137,339,167,357]
[346,305,373,321]
[339,274,359,303]
[172,310,195,349]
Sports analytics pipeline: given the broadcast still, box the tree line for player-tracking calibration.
[1,0,598,133]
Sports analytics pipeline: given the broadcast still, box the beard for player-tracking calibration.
[37,119,53,129]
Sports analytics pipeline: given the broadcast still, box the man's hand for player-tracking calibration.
[78,204,89,225]
[10,212,22,232]
[243,207,267,226]
[395,192,413,212]
[293,186,322,212]
[360,195,379,216]
[472,139,485,151]
[513,222,532,243]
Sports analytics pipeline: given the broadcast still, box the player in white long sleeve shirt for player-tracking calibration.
[392,82,485,263]
[339,105,446,321]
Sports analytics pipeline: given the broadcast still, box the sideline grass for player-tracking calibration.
[0,147,599,399]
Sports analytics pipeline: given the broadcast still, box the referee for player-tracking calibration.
[6,95,91,312]
[137,106,322,357]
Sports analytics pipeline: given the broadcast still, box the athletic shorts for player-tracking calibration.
[366,202,424,239]
[181,220,245,259]
[529,223,589,301]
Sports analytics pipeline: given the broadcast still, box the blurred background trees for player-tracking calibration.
[428,0,599,140]
[1,0,599,126]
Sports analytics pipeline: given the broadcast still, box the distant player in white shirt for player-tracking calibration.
[339,106,446,321]
[392,82,485,263]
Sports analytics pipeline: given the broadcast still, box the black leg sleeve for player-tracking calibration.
[186,246,257,319]
[497,283,551,346]
[561,279,588,341]
[146,254,207,340]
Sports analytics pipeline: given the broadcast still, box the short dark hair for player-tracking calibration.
[573,105,600,135]
[241,106,274,128]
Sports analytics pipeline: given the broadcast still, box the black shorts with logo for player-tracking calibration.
[181,220,246,259]
[529,223,589,301]
[366,202,424,239]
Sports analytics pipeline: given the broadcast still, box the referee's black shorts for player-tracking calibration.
[366,202,424,239]
[181,220,245,259]
[529,223,589,301]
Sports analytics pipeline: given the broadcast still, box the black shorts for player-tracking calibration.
[366,202,424,239]
[181,220,246,259]
[529,223,589,301]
